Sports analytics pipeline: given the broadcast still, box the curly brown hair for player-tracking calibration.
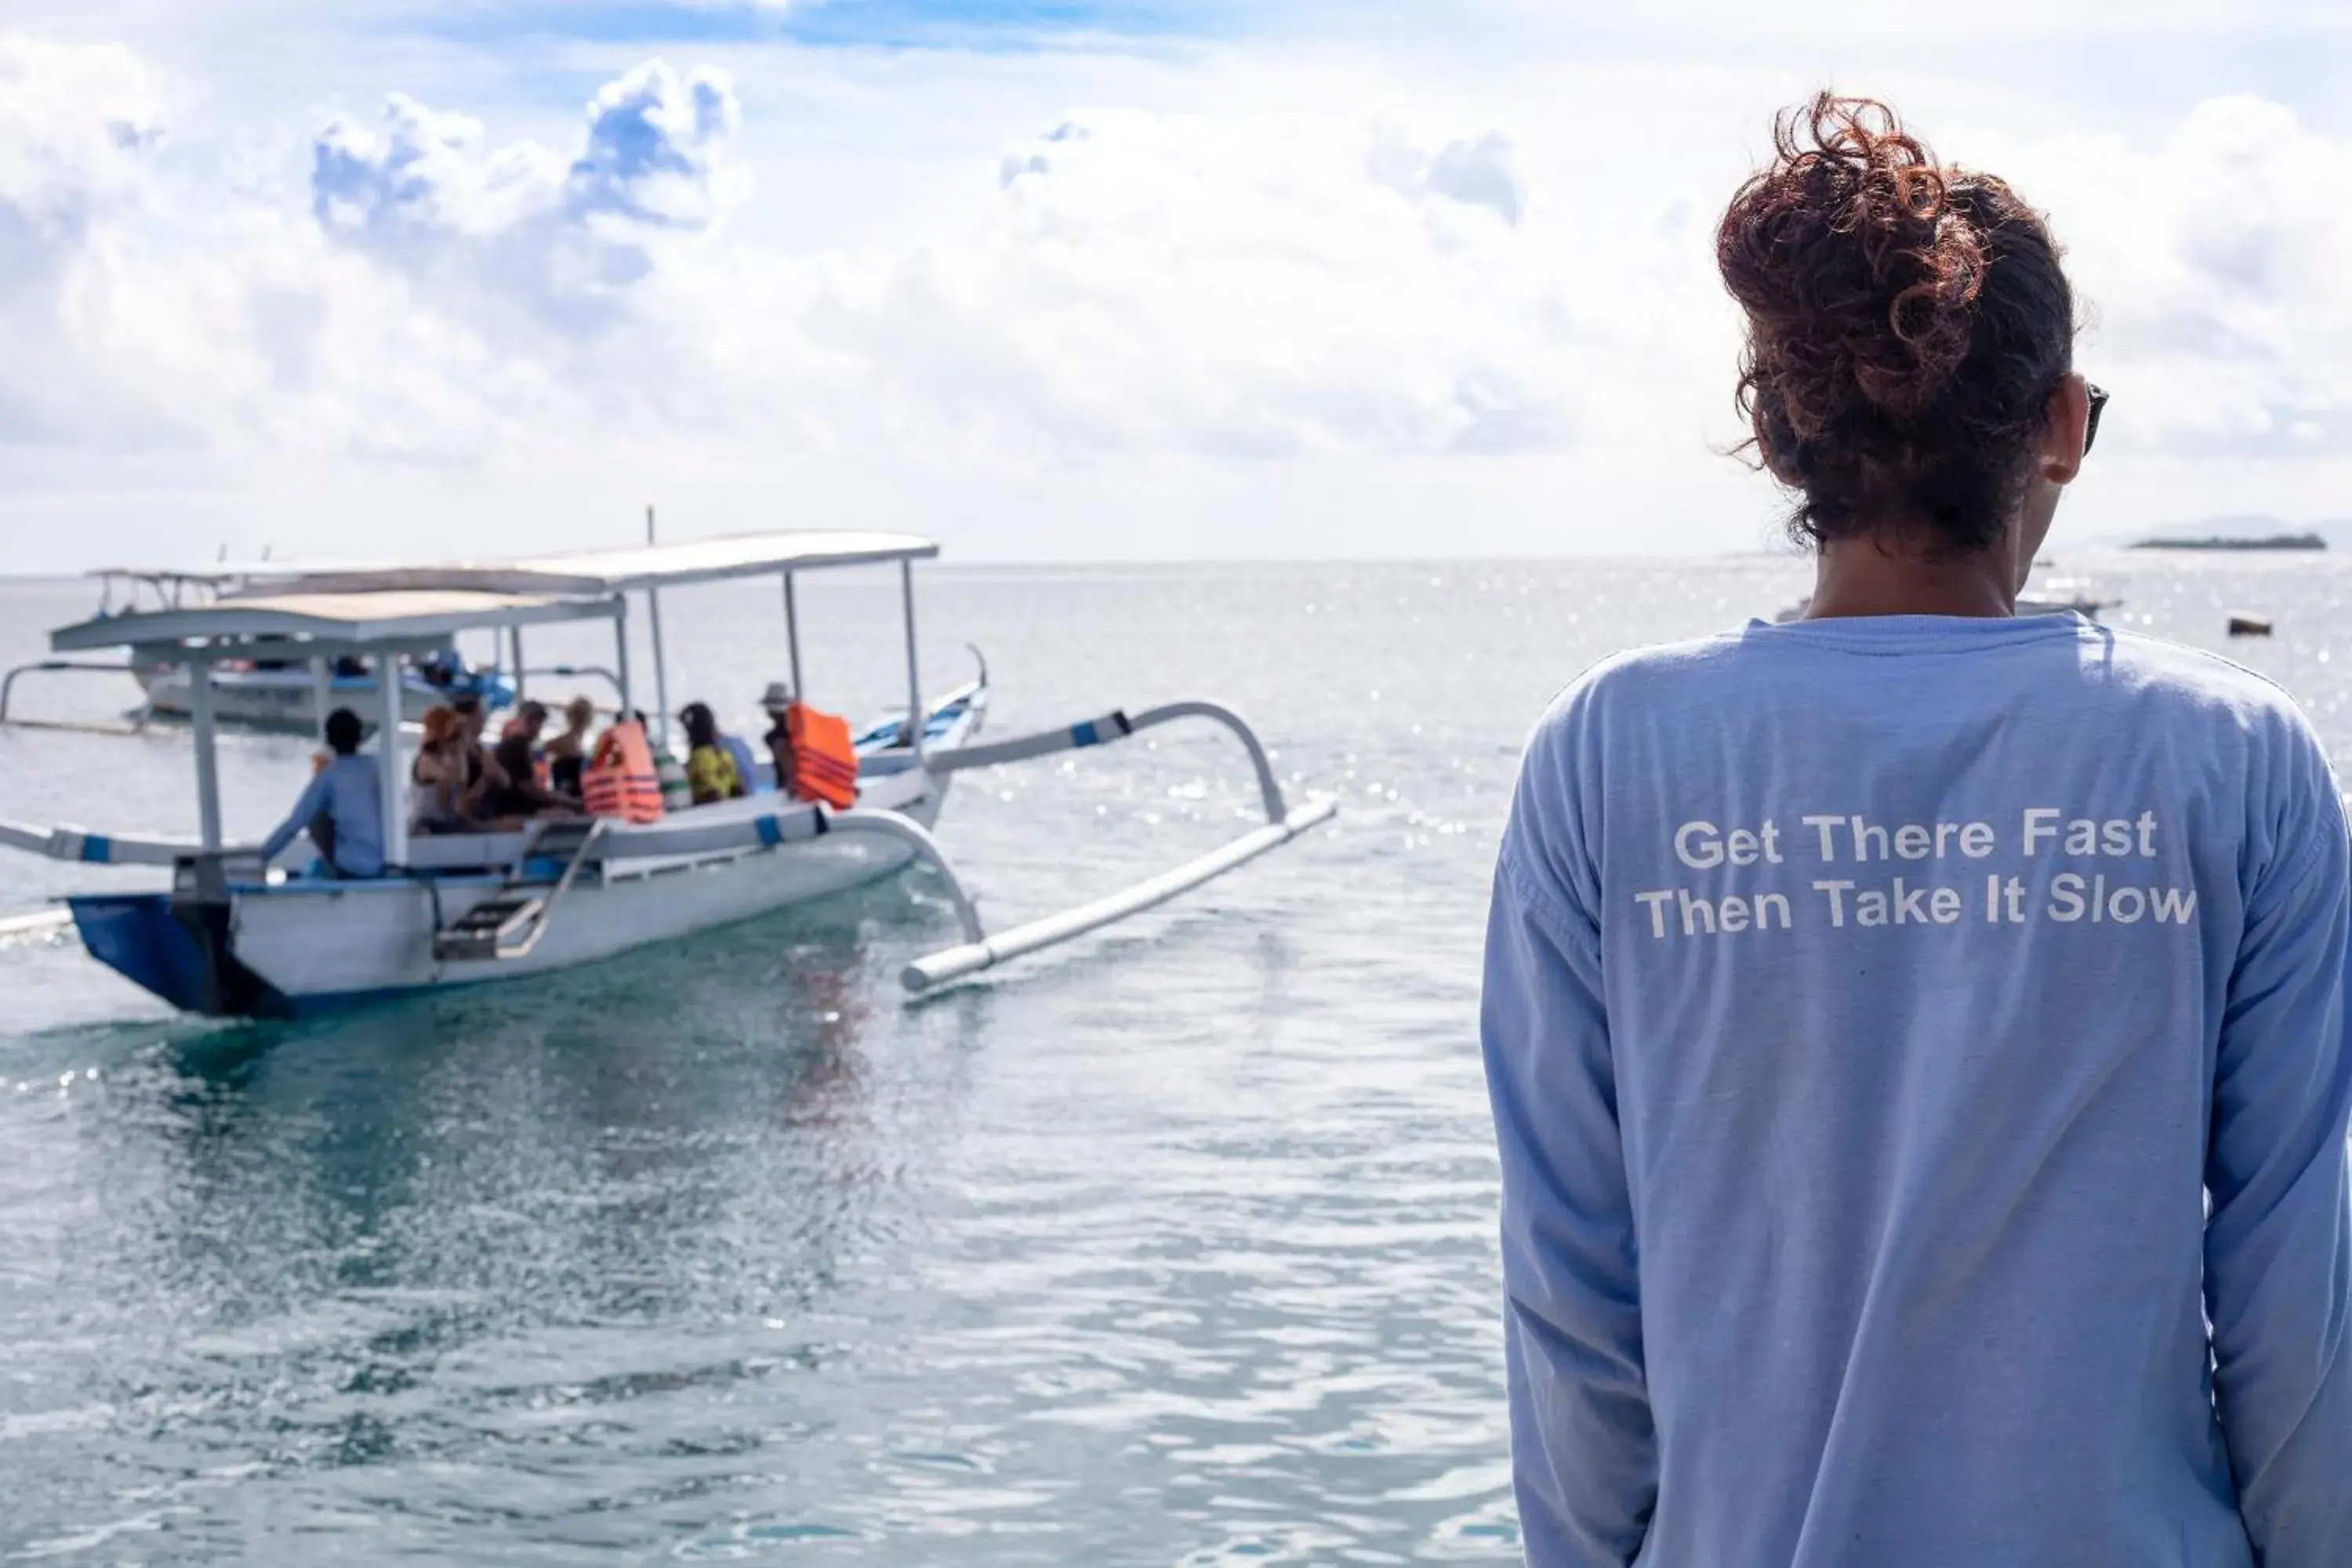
[1719,94,2075,556]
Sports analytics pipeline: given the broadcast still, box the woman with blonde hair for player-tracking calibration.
[543,695,597,801]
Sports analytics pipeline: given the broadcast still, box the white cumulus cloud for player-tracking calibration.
[2,27,2350,564]
[310,60,745,314]
[1976,94,2352,459]
[1370,128,1529,226]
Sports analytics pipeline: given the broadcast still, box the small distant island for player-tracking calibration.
[2129,533,2328,552]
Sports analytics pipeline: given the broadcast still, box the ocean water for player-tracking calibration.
[1,550,2347,1563]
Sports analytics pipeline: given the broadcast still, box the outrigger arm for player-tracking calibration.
[889,700,1337,993]
[2,699,1337,999]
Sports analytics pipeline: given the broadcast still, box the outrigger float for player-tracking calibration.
[0,532,1336,1015]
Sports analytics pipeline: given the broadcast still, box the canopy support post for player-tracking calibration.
[645,590,670,747]
[310,656,332,742]
[377,653,408,870]
[782,572,804,699]
[612,596,633,716]
[644,505,670,749]
[509,626,527,706]
[189,654,223,852]
[899,559,923,759]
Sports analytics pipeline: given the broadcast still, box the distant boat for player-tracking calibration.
[2129,533,2327,552]
[0,567,507,735]
[1773,571,2112,624]
[133,653,510,731]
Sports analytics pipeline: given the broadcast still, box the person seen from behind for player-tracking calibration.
[719,713,761,795]
[1482,94,2351,1567]
[258,707,383,877]
[545,695,596,800]
[583,709,665,824]
[485,700,575,818]
[408,706,475,835]
[679,701,750,805]
[761,683,798,799]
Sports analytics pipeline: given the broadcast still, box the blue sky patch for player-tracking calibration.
[421,0,1243,50]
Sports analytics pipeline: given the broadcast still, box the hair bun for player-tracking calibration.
[1719,93,1986,431]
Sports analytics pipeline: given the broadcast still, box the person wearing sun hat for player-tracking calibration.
[760,681,797,799]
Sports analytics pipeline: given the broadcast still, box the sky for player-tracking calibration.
[2,0,2350,568]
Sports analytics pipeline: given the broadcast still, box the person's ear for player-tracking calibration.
[2042,374,2089,487]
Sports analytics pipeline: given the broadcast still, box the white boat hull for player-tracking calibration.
[64,688,984,1017]
[230,793,942,1008]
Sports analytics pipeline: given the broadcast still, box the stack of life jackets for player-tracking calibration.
[786,703,862,810]
[582,718,665,824]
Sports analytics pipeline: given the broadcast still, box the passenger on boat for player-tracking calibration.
[408,706,477,835]
[721,721,760,795]
[679,702,750,805]
[258,708,383,877]
[485,701,575,818]
[447,695,511,822]
[543,696,596,800]
[650,717,693,813]
[582,713,665,824]
[760,683,797,798]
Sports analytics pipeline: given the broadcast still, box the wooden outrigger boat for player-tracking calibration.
[2,567,511,734]
[0,532,1336,1015]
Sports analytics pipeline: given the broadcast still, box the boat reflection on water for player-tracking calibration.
[0,895,999,1525]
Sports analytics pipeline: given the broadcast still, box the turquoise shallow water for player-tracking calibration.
[2,551,2348,1562]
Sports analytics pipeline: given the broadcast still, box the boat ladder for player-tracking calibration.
[433,817,606,964]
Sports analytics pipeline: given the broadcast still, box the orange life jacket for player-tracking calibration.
[785,703,860,810]
[583,720,665,824]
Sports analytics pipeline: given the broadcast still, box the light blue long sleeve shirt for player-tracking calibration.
[259,753,385,877]
[1483,614,2352,1567]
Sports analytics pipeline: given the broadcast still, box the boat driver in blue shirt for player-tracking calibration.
[260,707,386,878]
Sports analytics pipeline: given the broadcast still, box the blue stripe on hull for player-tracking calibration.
[68,895,215,1014]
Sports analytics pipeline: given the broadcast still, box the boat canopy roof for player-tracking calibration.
[87,566,255,587]
[240,530,941,599]
[87,561,396,584]
[52,589,623,657]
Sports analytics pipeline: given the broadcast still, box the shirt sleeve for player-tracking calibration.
[2206,742,2352,1563]
[258,771,332,861]
[1483,801,1654,1564]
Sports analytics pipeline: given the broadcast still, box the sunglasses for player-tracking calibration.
[2084,383,2109,459]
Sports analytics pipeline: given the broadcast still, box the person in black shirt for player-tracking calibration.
[481,701,573,820]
